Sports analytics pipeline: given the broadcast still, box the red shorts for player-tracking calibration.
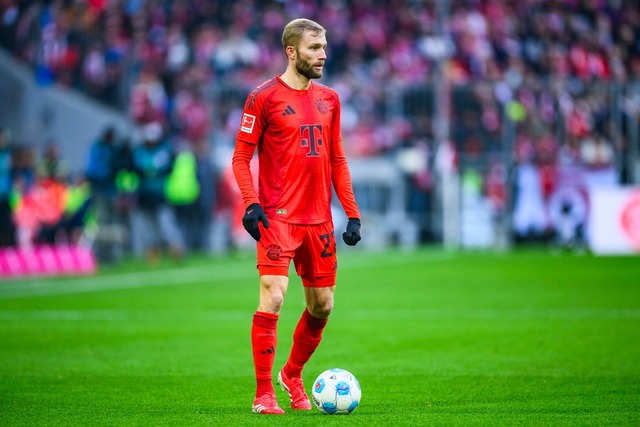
[256,220,337,287]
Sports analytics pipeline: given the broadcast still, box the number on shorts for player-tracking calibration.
[319,232,334,258]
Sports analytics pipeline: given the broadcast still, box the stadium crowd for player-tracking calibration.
[0,0,638,257]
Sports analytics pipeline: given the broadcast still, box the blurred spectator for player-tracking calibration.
[129,67,168,127]
[131,122,184,263]
[34,140,70,244]
[512,139,547,241]
[166,141,202,251]
[193,138,216,251]
[11,145,53,247]
[11,145,36,193]
[37,138,69,183]
[85,126,120,262]
[50,175,92,246]
[10,145,38,246]
[31,178,69,246]
[171,137,217,252]
[548,181,588,251]
[0,127,16,247]
[85,126,117,197]
[172,86,212,143]
[112,137,138,223]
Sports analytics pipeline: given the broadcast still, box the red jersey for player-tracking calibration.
[233,76,360,224]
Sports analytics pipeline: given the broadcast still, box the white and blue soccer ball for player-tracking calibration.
[311,368,361,415]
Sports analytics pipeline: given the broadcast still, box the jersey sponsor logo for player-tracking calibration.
[282,105,296,116]
[276,209,287,214]
[241,113,256,133]
[300,124,323,157]
[266,244,282,261]
[315,99,329,114]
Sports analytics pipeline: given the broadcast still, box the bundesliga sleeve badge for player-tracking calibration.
[241,113,256,134]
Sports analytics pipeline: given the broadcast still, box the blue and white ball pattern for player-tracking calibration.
[311,368,361,414]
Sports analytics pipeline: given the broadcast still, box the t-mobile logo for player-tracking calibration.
[300,125,323,157]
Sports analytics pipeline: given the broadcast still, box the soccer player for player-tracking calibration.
[232,18,362,415]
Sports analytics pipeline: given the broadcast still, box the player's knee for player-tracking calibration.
[266,293,285,312]
[307,296,333,318]
[309,305,332,319]
[259,275,287,312]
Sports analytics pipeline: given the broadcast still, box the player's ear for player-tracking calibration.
[286,45,296,61]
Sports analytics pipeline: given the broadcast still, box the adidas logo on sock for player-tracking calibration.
[282,105,296,116]
[261,346,275,354]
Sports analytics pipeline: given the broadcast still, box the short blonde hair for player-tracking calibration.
[282,18,326,53]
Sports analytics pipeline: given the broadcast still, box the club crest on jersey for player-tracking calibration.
[315,99,329,114]
[240,113,256,133]
[266,244,282,261]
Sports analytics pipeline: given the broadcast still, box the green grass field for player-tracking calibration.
[1,248,639,426]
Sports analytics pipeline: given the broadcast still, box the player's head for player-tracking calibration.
[282,18,326,53]
[282,18,327,80]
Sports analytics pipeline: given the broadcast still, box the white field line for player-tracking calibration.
[0,309,251,322]
[1,307,639,322]
[0,265,248,300]
[0,252,455,300]
[339,308,640,320]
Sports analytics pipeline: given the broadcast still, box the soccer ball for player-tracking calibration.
[311,368,361,415]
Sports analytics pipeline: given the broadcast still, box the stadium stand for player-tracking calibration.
[0,0,638,257]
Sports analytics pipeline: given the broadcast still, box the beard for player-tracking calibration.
[295,56,323,80]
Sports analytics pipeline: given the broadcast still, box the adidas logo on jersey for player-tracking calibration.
[282,105,296,116]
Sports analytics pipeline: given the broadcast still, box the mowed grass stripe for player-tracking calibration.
[0,250,454,299]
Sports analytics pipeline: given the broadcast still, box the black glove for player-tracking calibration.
[242,203,269,242]
[342,218,361,246]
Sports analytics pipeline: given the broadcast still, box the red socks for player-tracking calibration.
[283,309,328,378]
[252,309,328,397]
[252,311,279,397]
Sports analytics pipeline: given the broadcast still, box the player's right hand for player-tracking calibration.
[342,218,361,246]
[242,203,269,242]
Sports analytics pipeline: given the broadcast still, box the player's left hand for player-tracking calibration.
[342,218,361,246]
